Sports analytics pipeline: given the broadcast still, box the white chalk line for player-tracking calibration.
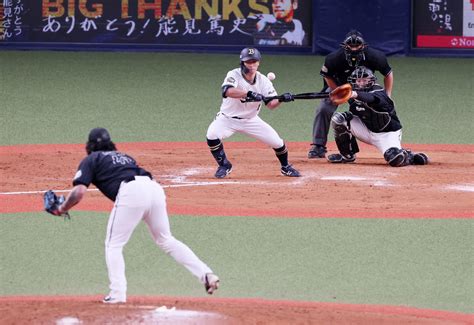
[446,184,474,192]
[2,167,472,196]
[0,182,243,195]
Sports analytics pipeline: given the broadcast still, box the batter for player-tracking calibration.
[206,47,300,178]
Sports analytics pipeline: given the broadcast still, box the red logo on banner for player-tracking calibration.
[418,35,474,48]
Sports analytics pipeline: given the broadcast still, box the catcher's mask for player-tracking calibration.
[348,66,376,91]
[341,30,367,67]
[240,47,261,74]
[86,127,116,154]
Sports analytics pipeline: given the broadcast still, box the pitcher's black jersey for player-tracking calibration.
[72,151,152,201]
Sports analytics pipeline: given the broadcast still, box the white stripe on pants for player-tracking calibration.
[105,176,213,296]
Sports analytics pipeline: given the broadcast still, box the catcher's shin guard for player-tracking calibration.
[331,112,359,159]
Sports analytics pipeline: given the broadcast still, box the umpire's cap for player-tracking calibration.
[88,127,111,144]
[240,47,262,62]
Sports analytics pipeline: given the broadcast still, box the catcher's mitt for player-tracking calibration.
[43,190,70,220]
[329,83,352,105]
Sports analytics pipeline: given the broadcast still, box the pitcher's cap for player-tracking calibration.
[88,128,111,143]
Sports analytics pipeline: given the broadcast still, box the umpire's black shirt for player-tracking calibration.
[320,47,392,87]
[72,151,152,201]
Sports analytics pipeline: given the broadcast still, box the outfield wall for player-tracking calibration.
[0,0,473,57]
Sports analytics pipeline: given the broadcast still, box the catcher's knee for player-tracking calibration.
[331,112,353,132]
[384,147,411,167]
[331,112,358,157]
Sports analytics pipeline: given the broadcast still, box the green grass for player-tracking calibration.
[1,212,472,313]
[1,51,473,145]
[1,51,472,314]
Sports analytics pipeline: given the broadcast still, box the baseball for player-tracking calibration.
[267,72,276,80]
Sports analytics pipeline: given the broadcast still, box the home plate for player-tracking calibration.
[141,305,223,324]
[56,317,82,325]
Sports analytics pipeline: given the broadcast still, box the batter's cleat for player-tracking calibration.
[308,144,327,158]
[413,153,429,165]
[327,153,356,163]
[214,163,232,178]
[204,273,220,295]
[281,164,301,177]
[102,294,126,304]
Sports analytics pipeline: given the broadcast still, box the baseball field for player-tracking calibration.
[0,51,473,324]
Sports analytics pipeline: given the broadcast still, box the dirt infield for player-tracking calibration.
[0,296,471,324]
[1,142,472,218]
[0,142,473,324]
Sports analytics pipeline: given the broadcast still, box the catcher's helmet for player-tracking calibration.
[341,30,367,67]
[348,66,376,91]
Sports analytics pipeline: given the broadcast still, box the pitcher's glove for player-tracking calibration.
[329,83,353,105]
[44,190,70,220]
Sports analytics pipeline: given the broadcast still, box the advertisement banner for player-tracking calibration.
[413,0,474,49]
[0,0,311,48]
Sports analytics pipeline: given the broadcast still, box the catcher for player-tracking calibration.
[327,66,429,167]
[44,128,219,303]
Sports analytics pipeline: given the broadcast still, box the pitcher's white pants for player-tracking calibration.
[350,116,402,154]
[105,176,213,297]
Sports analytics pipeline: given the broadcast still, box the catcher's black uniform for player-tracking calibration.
[348,84,401,133]
[311,47,392,151]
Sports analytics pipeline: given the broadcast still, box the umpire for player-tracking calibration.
[308,29,394,158]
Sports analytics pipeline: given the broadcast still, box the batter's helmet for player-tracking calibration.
[240,47,262,62]
[348,66,377,91]
[341,30,367,67]
[240,48,261,74]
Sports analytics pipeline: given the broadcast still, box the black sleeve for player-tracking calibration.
[372,50,392,76]
[355,91,378,104]
[221,85,233,98]
[72,156,93,187]
[320,57,336,80]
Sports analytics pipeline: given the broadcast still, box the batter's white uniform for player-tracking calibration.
[206,68,284,149]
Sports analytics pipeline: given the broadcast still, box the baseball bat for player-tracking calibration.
[264,91,329,102]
